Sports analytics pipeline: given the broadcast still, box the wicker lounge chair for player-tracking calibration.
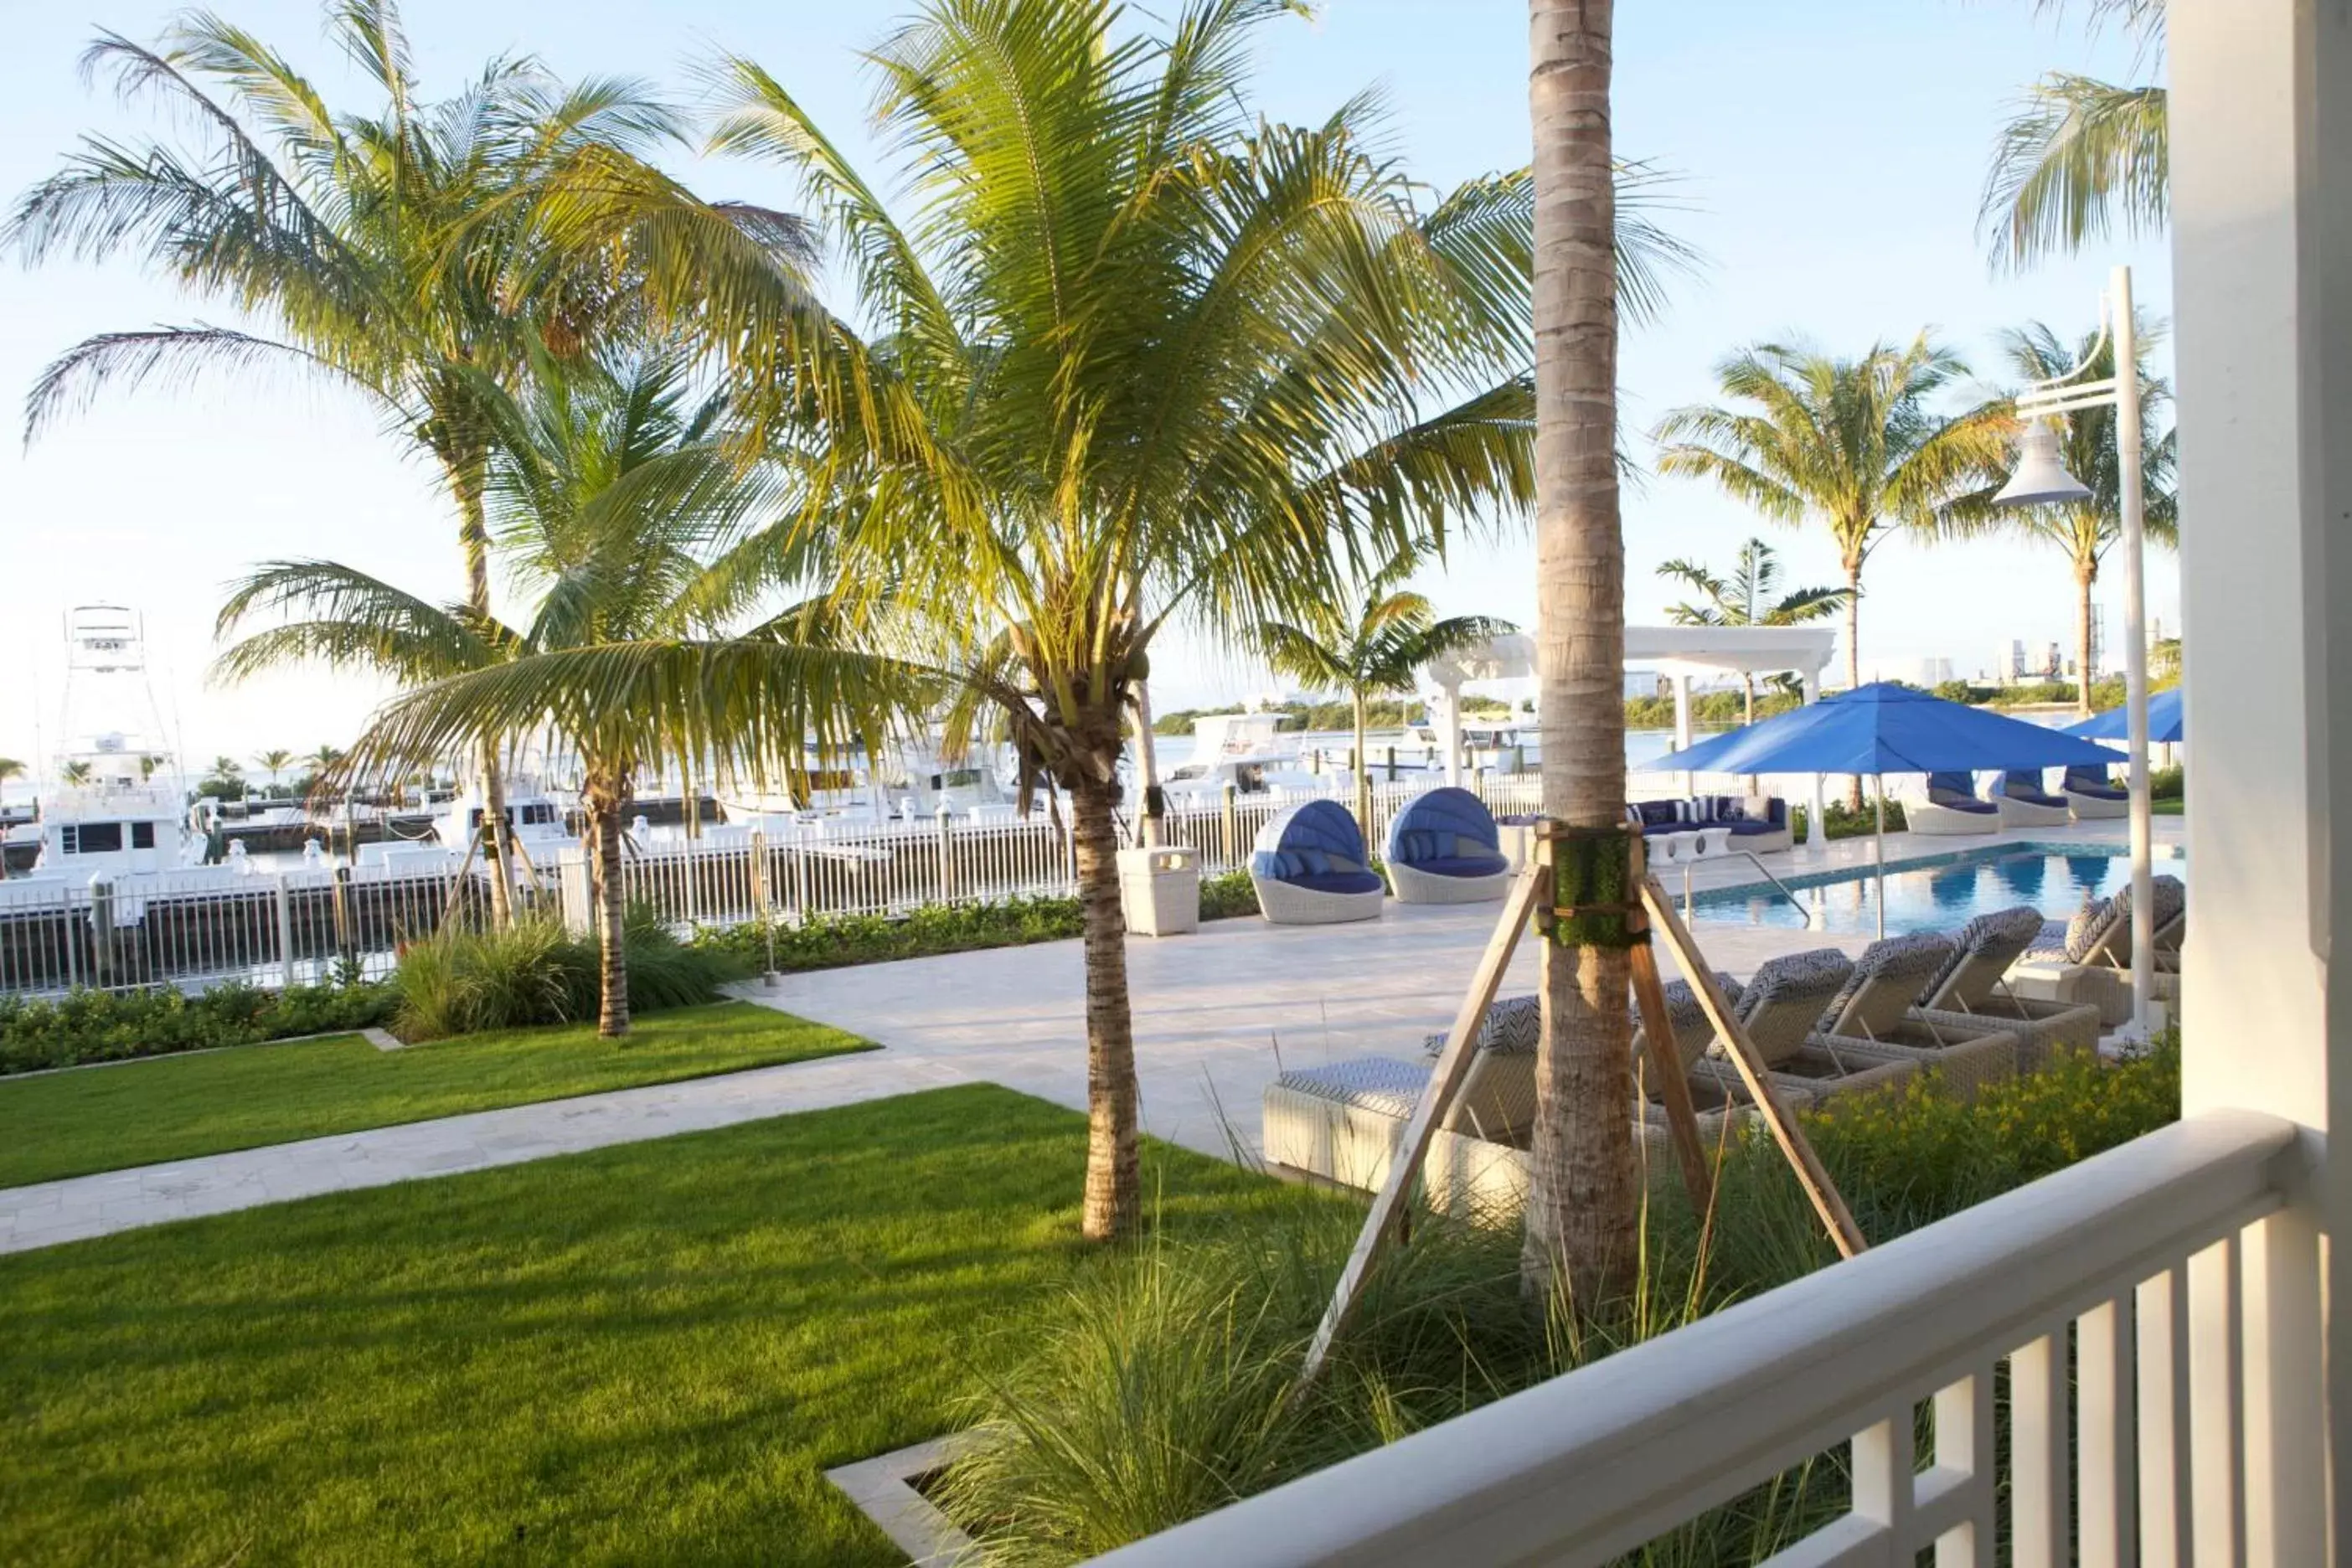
[1385,787,1513,905]
[1248,799,1385,926]
[2061,763,2129,820]
[1803,933,2023,1100]
[1994,768,2072,828]
[1708,947,1919,1100]
[2011,875,2185,1025]
[1909,906,2103,1070]
[1907,771,2003,836]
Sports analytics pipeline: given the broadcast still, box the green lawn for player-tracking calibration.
[0,1086,1292,1567]
[0,1003,872,1189]
[2153,797,2184,815]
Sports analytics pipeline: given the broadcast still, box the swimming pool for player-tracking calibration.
[1693,844,2186,936]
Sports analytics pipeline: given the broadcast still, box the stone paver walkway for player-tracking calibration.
[0,821,2173,1256]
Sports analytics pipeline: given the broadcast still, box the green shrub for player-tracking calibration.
[0,979,397,1076]
[1790,797,1908,840]
[692,879,1261,977]
[2149,762,2184,800]
[391,910,729,1041]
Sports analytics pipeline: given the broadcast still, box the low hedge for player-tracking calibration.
[0,980,398,1077]
[693,871,1265,976]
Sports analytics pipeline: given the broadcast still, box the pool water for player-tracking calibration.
[1694,847,2184,937]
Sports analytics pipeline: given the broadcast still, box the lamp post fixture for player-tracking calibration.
[1993,263,2156,1038]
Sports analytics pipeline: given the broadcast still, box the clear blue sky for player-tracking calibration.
[0,0,2172,768]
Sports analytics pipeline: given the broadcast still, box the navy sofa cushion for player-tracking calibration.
[1727,819,1783,837]
[1411,854,1511,879]
[1292,870,1385,896]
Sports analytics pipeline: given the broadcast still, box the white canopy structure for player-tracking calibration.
[1420,625,1841,838]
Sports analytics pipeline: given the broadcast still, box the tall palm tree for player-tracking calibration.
[1653,336,2004,804]
[0,759,25,788]
[5,1,782,924]
[59,761,94,787]
[1523,0,1642,1302]
[1982,317,2178,714]
[1656,539,1850,723]
[660,0,1709,1241]
[1255,553,1512,833]
[222,348,897,1036]
[252,748,296,795]
[207,756,245,800]
[1981,0,2168,268]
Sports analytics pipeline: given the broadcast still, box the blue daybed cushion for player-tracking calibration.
[1414,854,1511,879]
[2003,769,2065,805]
[1385,787,1498,865]
[2065,765,2127,797]
[1926,771,1996,811]
[1292,870,1385,895]
[1252,798,1368,876]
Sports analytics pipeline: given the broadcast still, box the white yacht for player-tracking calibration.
[1160,712,1315,798]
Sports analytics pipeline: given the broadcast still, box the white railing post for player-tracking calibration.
[273,874,296,990]
[936,804,953,902]
[1220,782,1238,871]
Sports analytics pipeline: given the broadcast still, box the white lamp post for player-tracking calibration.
[1993,264,2155,1038]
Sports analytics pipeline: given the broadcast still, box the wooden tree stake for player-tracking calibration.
[1628,938,1715,1214]
[1639,874,1867,1259]
[1301,858,1546,1382]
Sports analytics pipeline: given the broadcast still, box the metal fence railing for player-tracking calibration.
[0,771,1548,998]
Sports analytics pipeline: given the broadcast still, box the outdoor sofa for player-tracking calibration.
[1623,794,1793,855]
[1385,787,1514,905]
[1248,799,1385,926]
[1907,771,2003,836]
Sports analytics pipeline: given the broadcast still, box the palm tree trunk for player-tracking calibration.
[447,454,514,931]
[2075,557,2098,718]
[1070,767,1137,1241]
[1524,0,1638,1308]
[1353,689,1373,840]
[585,775,631,1039]
[1844,556,1865,812]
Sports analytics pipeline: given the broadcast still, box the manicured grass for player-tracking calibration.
[0,1086,1297,1567]
[2153,797,2184,815]
[0,1002,872,1189]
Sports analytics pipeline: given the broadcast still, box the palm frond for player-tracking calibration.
[1981,73,2168,270]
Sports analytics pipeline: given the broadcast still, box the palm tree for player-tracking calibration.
[221,347,895,1037]
[657,0,1714,1242]
[1256,553,1512,833]
[1981,317,2178,715]
[1522,0,1642,1302]
[1656,539,1850,723]
[4,1,784,925]
[252,749,296,795]
[207,756,245,800]
[1653,336,2004,804]
[1981,0,2168,268]
[59,761,94,787]
[0,759,25,788]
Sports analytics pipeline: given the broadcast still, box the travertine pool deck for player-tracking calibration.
[0,820,2174,1254]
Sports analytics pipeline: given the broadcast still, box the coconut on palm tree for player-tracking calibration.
[1653,336,2004,805]
[1982,0,2168,268]
[1656,539,1850,724]
[7,1,791,924]
[1980,317,2178,714]
[1256,554,1512,834]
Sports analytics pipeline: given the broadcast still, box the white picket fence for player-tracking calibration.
[0,773,1547,999]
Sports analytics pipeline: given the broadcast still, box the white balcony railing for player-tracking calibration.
[1091,1110,2323,1567]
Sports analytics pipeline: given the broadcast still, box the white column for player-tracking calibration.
[1671,671,1695,798]
[1803,668,1827,848]
[1433,680,1465,787]
[2169,0,2339,1550]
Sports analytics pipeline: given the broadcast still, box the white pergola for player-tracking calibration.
[1421,624,1839,833]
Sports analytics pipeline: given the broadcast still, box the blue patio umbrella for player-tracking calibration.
[1646,682,2122,936]
[2063,687,2184,745]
